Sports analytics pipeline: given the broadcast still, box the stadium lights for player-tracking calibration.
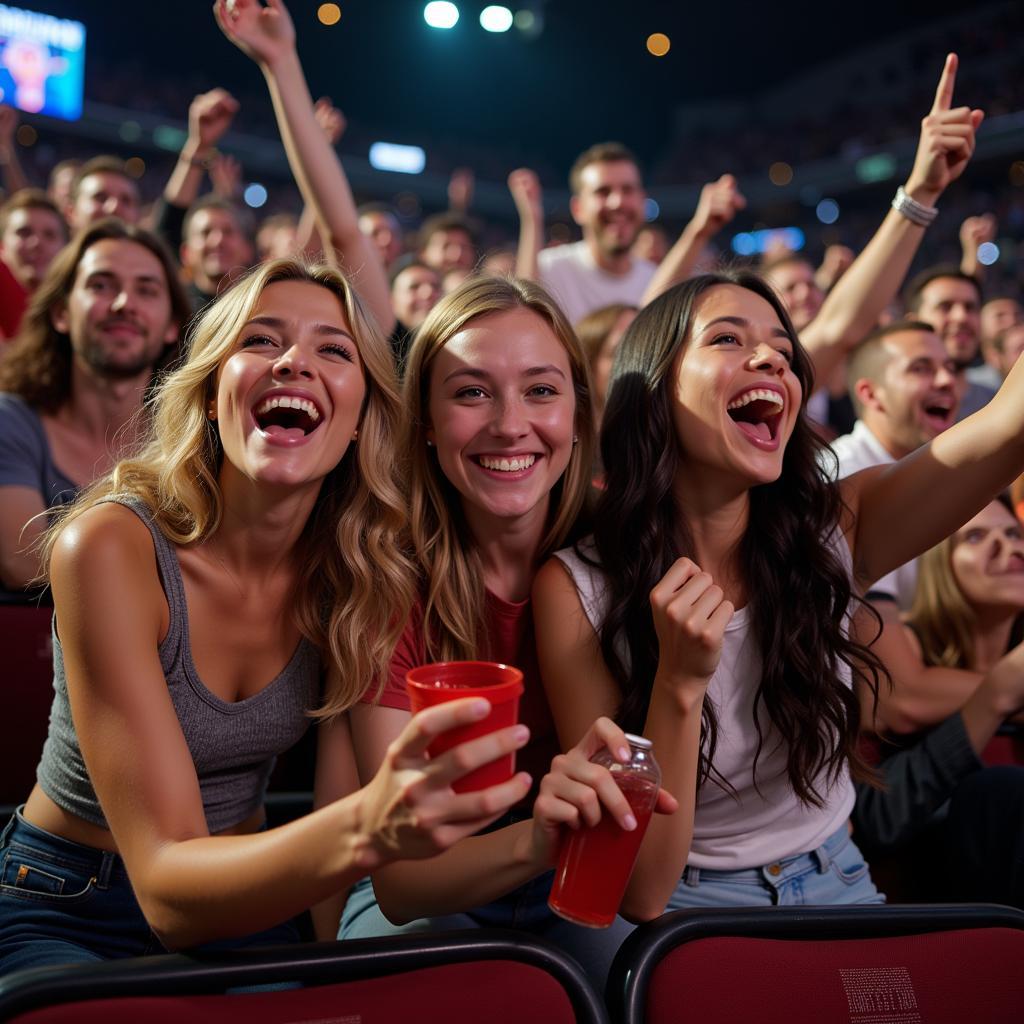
[369,142,427,175]
[424,2,459,29]
[480,5,513,32]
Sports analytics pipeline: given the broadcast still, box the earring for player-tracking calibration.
[426,439,435,447]
[351,429,359,441]
[572,434,579,445]
[207,404,217,421]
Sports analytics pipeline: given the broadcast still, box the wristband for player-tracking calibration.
[892,185,938,227]
[187,148,218,170]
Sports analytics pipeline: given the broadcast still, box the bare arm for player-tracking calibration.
[958,214,996,281]
[800,54,983,386]
[640,175,745,307]
[508,168,543,282]
[0,106,29,194]
[533,557,720,922]
[855,604,982,734]
[841,352,1024,591]
[215,0,394,333]
[52,505,530,949]
[162,89,239,210]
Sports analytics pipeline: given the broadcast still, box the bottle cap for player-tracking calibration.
[624,733,652,749]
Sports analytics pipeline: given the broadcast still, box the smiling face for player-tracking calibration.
[426,306,576,533]
[950,501,1024,614]
[571,159,646,259]
[669,284,802,489]
[69,171,140,230]
[764,258,824,332]
[182,207,253,293]
[0,204,67,291]
[914,276,982,366]
[52,237,178,381]
[857,329,959,459]
[214,279,366,492]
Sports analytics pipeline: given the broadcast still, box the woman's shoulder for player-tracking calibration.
[51,501,157,581]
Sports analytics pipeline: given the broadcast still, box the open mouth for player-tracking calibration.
[253,394,322,440]
[726,388,784,445]
[921,400,954,432]
[473,454,537,473]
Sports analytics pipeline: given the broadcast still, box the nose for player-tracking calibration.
[109,288,133,313]
[934,364,957,389]
[272,344,313,380]
[489,396,528,438]
[750,342,788,375]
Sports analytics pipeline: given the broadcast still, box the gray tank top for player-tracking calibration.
[36,496,321,833]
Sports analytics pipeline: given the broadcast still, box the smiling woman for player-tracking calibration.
[533,265,1024,919]
[0,258,539,972]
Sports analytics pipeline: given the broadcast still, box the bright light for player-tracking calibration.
[317,3,341,25]
[244,183,268,208]
[369,142,426,175]
[816,198,840,225]
[768,162,793,186]
[644,197,660,221]
[731,227,805,256]
[424,2,459,29]
[977,242,1000,266]
[514,9,535,30]
[646,32,670,57]
[480,5,512,31]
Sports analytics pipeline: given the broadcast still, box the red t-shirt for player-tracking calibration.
[0,259,27,340]
[369,591,560,798]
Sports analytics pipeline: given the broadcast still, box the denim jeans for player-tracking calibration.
[340,871,634,993]
[668,825,884,909]
[0,808,300,976]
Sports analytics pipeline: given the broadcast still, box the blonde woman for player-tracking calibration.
[0,259,535,973]
[325,276,670,989]
[853,496,1024,906]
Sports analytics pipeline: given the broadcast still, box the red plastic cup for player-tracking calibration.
[405,661,524,793]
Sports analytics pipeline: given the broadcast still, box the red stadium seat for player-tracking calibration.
[0,929,608,1024]
[980,726,1024,767]
[607,904,1024,1024]
[0,604,55,811]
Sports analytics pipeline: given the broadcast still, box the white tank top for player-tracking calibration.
[553,533,855,870]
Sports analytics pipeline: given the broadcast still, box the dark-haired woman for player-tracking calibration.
[533,268,1024,917]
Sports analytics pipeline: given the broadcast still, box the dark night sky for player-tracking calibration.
[38,0,983,173]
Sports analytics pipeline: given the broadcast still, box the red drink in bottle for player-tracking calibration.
[548,734,660,928]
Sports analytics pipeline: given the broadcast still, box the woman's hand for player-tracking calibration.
[214,0,296,69]
[524,717,678,869]
[650,558,734,699]
[355,699,532,870]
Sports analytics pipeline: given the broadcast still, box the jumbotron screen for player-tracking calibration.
[0,3,85,121]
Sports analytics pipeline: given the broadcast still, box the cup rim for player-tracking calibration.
[405,659,524,695]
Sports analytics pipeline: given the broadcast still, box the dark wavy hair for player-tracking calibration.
[587,269,883,805]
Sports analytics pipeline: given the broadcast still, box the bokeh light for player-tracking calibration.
[244,183,268,208]
[480,5,513,32]
[317,3,341,25]
[646,33,670,57]
[424,2,459,29]
[644,197,660,221]
[15,124,36,146]
[977,242,1000,266]
[768,161,793,186]
[118,120,142,142]
[1010,161,1024,188]
[816,198,840,224]
[124,156,146,178]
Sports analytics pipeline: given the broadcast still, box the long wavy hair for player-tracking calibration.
[590,270,884,805]
[907,494,1023,669]
[403,275,595,661]
[43,258,414,717]
[0,218,190,412]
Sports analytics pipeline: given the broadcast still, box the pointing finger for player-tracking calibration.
[931,53,957,113]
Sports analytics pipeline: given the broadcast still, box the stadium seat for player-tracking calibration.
[607,903,1024,1024]
[0,928,608,1024]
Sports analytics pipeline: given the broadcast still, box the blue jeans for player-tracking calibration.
[341,871,634,993]
[668,826,884,909]
[0,809,300,976]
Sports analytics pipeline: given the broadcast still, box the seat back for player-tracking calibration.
[0,604,55,808]
[608,904,1024,1024]
[0,929,608,1024]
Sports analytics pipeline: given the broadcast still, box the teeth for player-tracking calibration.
[727,388,784,411]
[254,395,320,422]
[478,455,536,472]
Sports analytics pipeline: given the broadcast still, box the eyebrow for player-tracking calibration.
[245,314,355,341]
[443,364,567,384]
[701,315,791,341]
[84,270,166,288]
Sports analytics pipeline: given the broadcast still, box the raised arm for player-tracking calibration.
[800,54,983,386]
[958,213,996,281]
[533,556,726,922]
[509,168,544,282]
[51,505,529,950]
[640,174,745,307]
[842,350,1024,591]
[0,106,29,195]
[215,0,394,333]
